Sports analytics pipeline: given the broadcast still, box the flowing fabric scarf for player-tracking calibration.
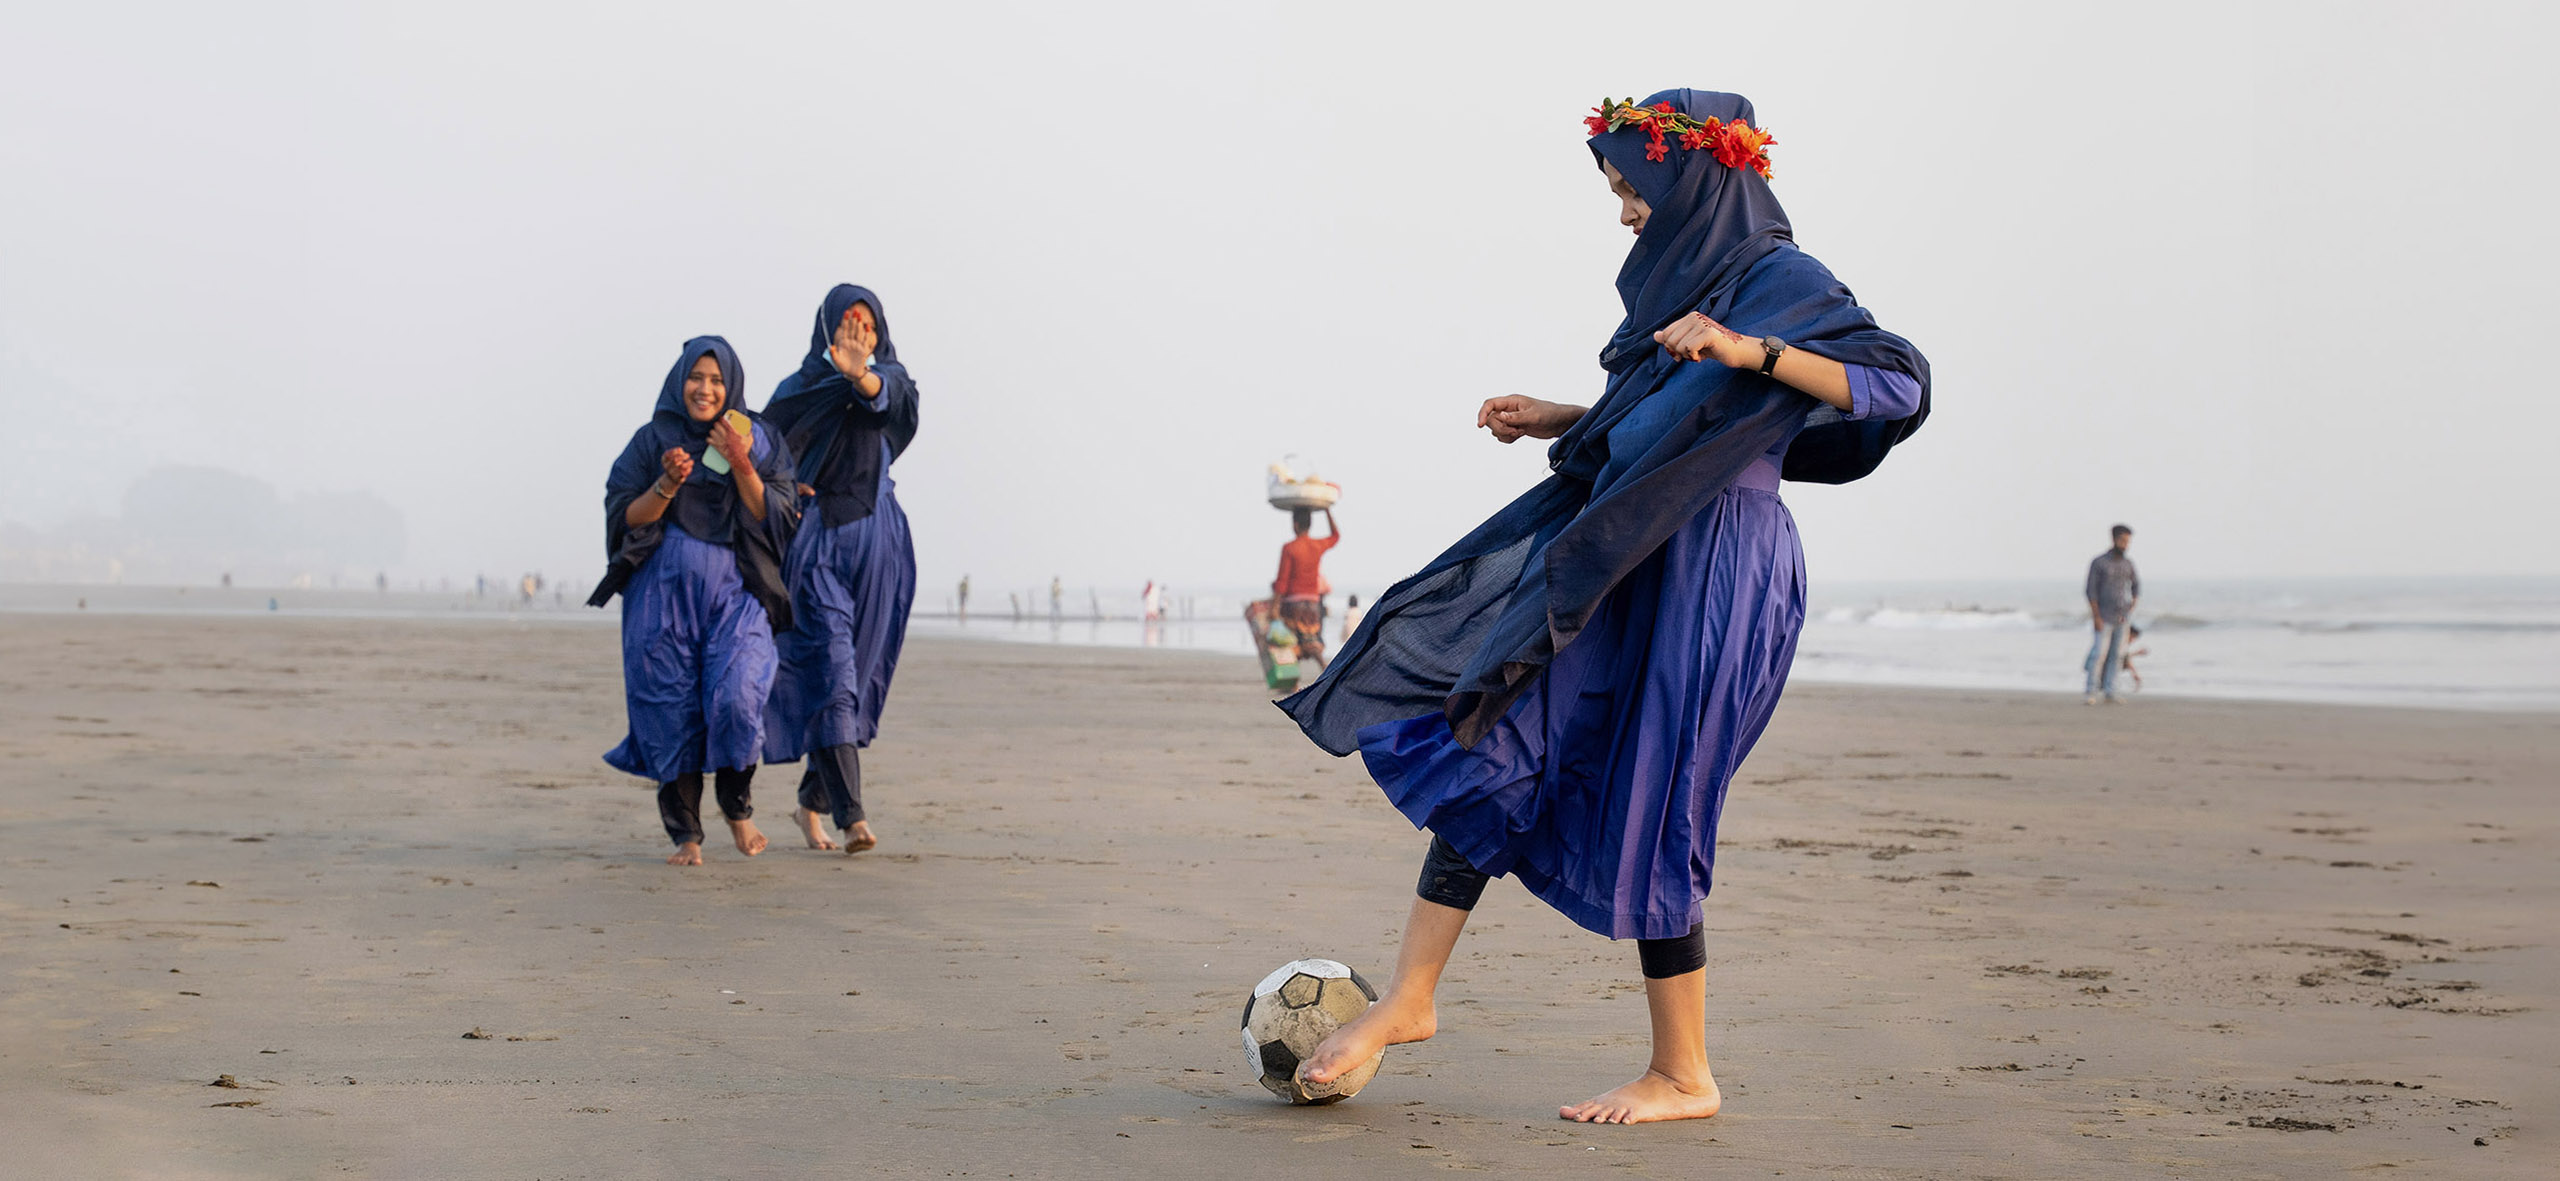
[587,336,801,625]
[762,284,920,528]
[1280,89,1930,754]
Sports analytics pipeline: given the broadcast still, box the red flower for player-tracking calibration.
[1679,127,1713,151]
[1651,102,1675,114]
[1644,139,1670,162]
[1714,119,1774,172]
[1584,112,1609,136]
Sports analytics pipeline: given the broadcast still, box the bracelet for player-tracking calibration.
[651,480,680,500]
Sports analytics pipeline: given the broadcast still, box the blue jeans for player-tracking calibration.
[2084,620,2130,697]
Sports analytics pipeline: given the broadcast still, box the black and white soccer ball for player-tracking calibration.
[1241,958,1382,1104]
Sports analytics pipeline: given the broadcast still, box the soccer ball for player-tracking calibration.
[1241,958,1382,1104]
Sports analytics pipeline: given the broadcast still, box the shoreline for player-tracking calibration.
[7,579,2554,714]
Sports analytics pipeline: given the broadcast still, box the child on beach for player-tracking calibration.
[1280,90,1929,1123]
[2120,625,2147,691]
[589,337,802,866]
[759,286,920,855]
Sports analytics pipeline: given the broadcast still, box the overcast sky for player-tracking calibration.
[4,1,2551,599]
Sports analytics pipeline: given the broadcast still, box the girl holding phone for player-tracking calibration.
[590,336,802,865]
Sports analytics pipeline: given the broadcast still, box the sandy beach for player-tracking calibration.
[1,613,2551,1178]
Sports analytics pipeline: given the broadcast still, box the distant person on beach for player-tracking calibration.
[1050,576,1063,622]
[1279,90,1929,1124]
[588,337,800,866]
[760,285,919,856]
[1338,592,1366,648]
[1272,507,1339,664]
[2084,524,2140,705]
[957,574,970,620]
[2118,625,2147,692]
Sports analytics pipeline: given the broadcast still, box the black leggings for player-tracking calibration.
[658,767,755,848]
[1418,834,1706,979]
[798,744,865,830]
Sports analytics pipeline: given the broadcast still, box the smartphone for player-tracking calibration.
[699,410,749,474]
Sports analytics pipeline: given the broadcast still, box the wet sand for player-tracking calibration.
[1,613,2552,1178]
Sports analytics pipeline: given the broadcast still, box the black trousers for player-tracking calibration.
[658,767,755,848]
[798,743,865,830]
[1417,835,1707,979]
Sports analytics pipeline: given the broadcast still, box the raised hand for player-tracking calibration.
[1654,311,1751,365]
[1477,396,1583,444]
[829,305,878,381]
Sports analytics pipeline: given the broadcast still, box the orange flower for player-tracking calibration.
[1713,119,1774,173]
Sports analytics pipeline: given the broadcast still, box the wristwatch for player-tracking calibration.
[1759,335,1788,374]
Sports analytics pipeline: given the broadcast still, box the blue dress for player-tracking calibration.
[1348,367,1916,941]
[605,524,780,782]
[1358,474,1803,940]
[1282,90,1928,949]
[591,336,799,786]
[765,446,915,761]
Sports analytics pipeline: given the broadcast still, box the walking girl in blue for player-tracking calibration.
[761,285,918,855]
[590,336,802,866]
[1282,91,1930,1123]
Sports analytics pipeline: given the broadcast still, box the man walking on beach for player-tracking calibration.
[2084,524,2140,705]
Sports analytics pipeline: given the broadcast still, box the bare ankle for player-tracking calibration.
[1646,1063,1716,1093]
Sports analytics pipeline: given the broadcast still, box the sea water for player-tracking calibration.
[10,576,2555,712]
[907,576,2560,712]
[1792,576,2560,711]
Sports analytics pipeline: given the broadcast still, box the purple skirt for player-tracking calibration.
[1355,485,1805,940]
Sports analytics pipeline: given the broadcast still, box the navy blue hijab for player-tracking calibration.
[587,336,801,624]
[763,284,920,528]
[1281,89,1931,753]
[635,336,761,546]
[1589,90,1794,374]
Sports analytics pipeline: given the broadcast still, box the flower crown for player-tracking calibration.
[1583,98,1775,179]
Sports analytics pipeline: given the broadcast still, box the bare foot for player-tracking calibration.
[796,809,836,851]
[666,842,704,866]
[728,819,767,857]
[842,821,878,855]
[1298,992,1435,1087]
[1559,1068,1722,1124]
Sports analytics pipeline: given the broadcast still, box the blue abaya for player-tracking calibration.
[593,336,801,784]
[759,286,921,829]
[764,441,915,759]
[1283,90,1930,943]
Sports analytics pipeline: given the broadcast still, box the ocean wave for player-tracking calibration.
[1819,606,2049,631]
[1810,607,2560,635]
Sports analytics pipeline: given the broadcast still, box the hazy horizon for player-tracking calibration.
[6,1,2552,599]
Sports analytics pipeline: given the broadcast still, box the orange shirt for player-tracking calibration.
[1273,534,1338,599]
